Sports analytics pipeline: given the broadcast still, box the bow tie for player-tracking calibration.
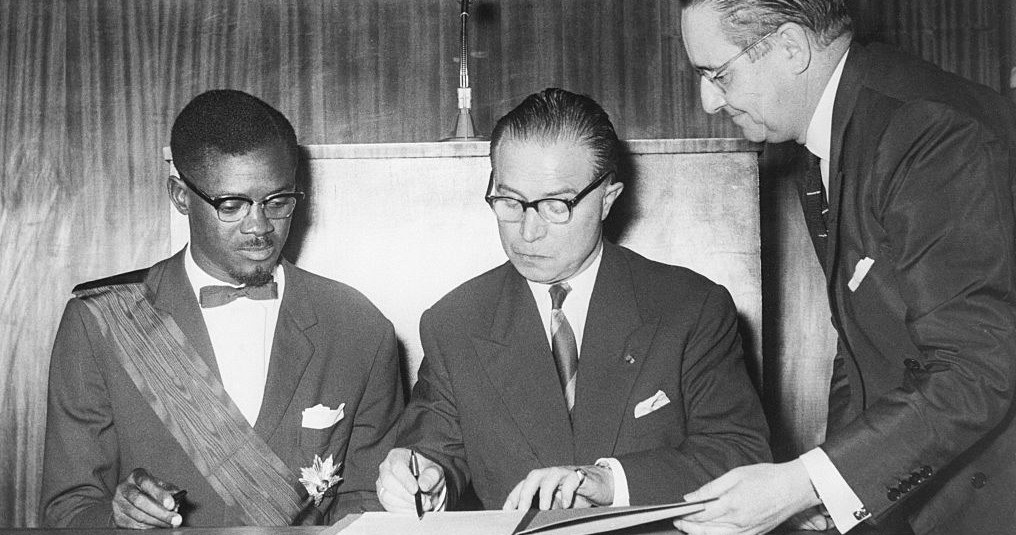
[199,282,278,308]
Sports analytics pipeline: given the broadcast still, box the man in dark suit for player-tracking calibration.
[375,88,770,513]
[41,90,402,528]
[676,1,1016,534]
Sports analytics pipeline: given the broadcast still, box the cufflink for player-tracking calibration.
[853,507,870,521]
[623,354,635,364]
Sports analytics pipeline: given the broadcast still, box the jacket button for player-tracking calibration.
[908,473,923,486]
[971,472,987,489]
[903,358,921,370]
[920,465,933,478]
[887,488,901,501]
[898,480,913,493]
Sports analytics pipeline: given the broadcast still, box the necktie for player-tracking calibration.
[802,153,829,270]
[549,283,579,412]
[199,281,278,308]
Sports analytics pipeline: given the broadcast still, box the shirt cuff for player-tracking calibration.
[800,447,870,533]
[595,457,630,507]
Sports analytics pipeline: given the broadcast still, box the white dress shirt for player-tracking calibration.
[525,244,631,507]
[184,247,284,427]
[799,49,872,533]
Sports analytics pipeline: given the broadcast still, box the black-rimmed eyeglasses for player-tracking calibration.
[175,172,305,223]
[695,29,776,92]
[484,169,614,224]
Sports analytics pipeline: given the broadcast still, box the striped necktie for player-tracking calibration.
[803,153,829,270]
[549,283,578,412]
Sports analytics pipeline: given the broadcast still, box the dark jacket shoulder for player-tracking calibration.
[72,268,150,295]
[283,261,392,327]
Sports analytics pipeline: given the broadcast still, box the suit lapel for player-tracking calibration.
[149,249,221,381]
[825,43,867,285]
[255,261,316,441]
[476,265,576,467]
[572,244,656,462]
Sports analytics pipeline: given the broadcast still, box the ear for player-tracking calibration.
[600,181,625,221]
[774,22,813,75]
[167,175,190,216]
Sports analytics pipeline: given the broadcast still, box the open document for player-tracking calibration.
[324,499,712,535]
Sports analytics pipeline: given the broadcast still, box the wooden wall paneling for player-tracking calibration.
[1,0,170,527]
[0,4,68,528]
[2,0,1010,527]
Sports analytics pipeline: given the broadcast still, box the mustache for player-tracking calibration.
[238,237,274,250]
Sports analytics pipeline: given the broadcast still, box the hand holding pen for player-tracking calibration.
[376,448,447,514]
[410,450,425,519]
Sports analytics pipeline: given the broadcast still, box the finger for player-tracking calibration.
[380,449,419,494]
[135,471,178,510]
[417,464,445,495]
[684,471,739,503]
[376,480,417,512]
[503,480,526,510]
[558,470,584,508]
[113,489,175,529]
[117,474,179,528]
[673,519,731,535]
[538,472,568,511]
[510,471,544,511]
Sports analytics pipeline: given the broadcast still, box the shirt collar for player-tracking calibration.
[526,242,603,302]
[183,245,285,302]
[804,49,849,161]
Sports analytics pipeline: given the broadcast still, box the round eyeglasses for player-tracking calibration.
[484,169,614,224]
[176,172,305,223]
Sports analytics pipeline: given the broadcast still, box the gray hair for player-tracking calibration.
[679,0,852,48]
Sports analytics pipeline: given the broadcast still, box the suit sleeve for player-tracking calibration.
[393,308,471,508]
[325,320,404,521]
[822,102,1016,520]
[40,299,120,528]
[618,284,772,503]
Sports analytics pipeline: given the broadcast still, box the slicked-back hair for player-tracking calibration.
[170,89,299,178]
[490,88,620,181]
[679,0,852,48]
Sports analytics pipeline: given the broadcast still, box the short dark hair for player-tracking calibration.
[170,89,298,177]
[489,88,620,181]
[679,0,852,47]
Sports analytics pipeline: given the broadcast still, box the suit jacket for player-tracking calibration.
[800,42,1016,534]
[396,243,770,509]
[41,249,403,527]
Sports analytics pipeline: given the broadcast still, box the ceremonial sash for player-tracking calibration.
[76,283,304,526]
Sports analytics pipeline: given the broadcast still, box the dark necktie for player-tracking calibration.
[199,281,278,308]
[549,283,579,412]
[803,153,829,270]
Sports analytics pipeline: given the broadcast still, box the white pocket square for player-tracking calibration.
[301,403,345,429]
[634,390,671,419]
[848,257,875,292]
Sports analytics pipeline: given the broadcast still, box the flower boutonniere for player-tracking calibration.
[299,454,343,506]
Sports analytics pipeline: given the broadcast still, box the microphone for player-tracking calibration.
[442,0,486,141]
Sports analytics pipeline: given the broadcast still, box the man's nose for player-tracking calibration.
[699,77,726,115]
[519,206,546,242]
[240,203,275,235]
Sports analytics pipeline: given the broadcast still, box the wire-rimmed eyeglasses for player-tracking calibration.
[695,30,776,92]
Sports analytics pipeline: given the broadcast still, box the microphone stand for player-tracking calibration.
[442,0,486,141]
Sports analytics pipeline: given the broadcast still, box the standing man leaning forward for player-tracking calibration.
[676,1,1016,534]
[376,88,770,512]
[41,90,403,528]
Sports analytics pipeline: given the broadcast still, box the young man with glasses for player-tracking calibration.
[41,90,402,528]
[676,1,1016,534]
[375,88,770,512]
